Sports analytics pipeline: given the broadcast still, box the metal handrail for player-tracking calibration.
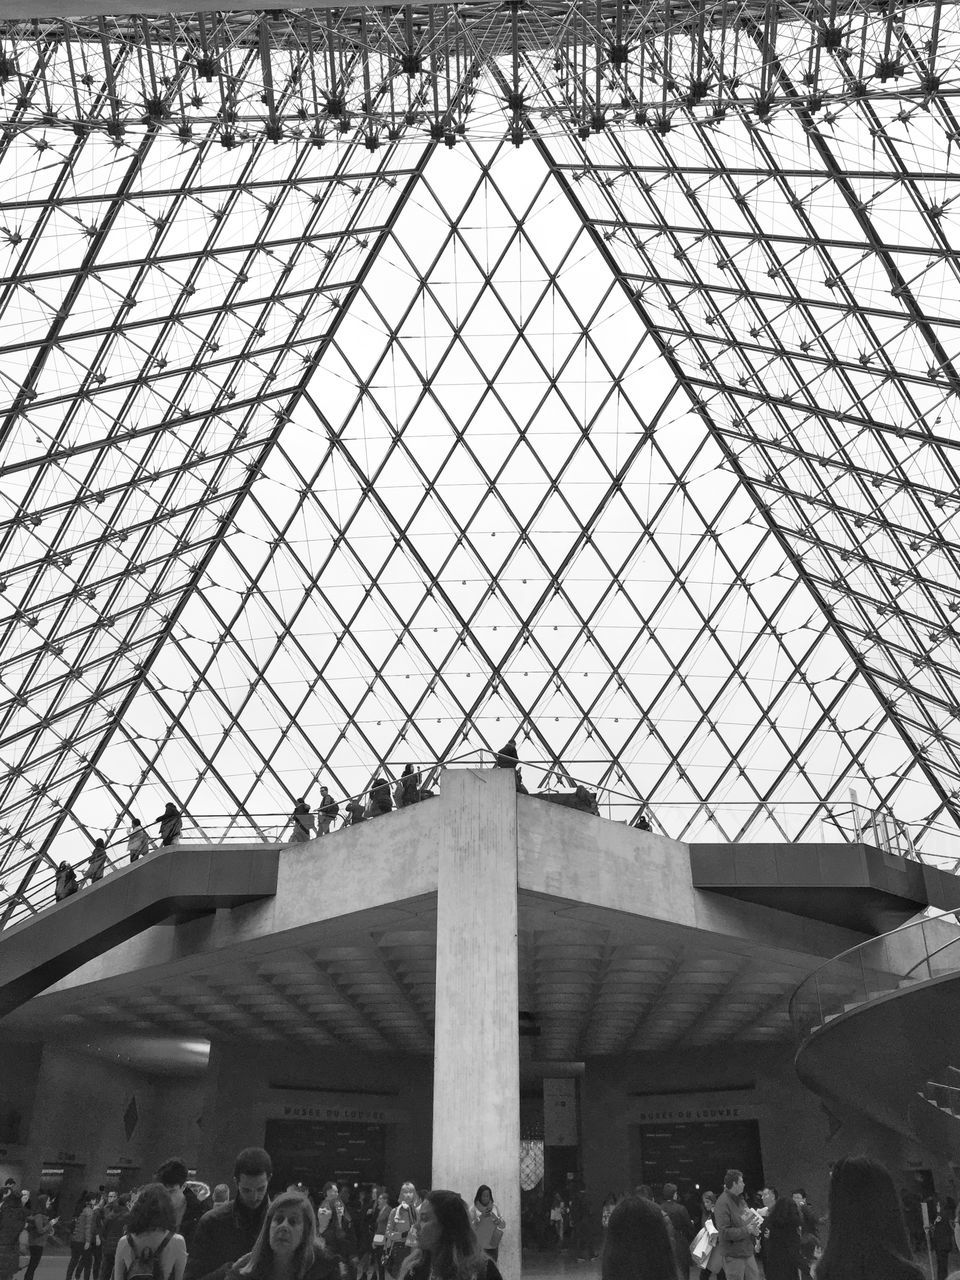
[0,751,637,925]
[2,749,955,930]
[788,906,960,1042]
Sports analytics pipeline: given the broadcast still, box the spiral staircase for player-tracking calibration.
[790,908,960,1158]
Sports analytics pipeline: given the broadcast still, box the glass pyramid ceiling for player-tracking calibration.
[2,0,960,922]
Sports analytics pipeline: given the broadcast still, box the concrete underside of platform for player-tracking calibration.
[1,768,955,1225]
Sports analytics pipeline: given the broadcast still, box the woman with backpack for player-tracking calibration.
[113,1185,186,1280]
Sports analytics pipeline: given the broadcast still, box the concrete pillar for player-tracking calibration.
[433,767,520,1279]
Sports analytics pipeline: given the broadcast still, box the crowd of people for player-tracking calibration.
[537,1162,960,1280]
[0,1154,506,1280]
[592,1160,960,1280]
[48,742,653,903]
[3,1155,959,1280]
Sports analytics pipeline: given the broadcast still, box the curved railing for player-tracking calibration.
[788,906,960,1042]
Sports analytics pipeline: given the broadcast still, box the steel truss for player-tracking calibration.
[1,0,960,920]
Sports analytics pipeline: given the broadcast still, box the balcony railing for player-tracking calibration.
[2,750,957,932]
[788,907,960,1043]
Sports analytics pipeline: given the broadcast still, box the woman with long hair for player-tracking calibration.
[24,1192,58,1280]
[112,1184,186,1280]
[816,1157,923,1280]
[226,1193,341,1280]
[601,1196,678,1280]
[469,1188,505,1263]
[384,1184,419,1279]
[761,1198,803,1280]
[399,1190,501,1280]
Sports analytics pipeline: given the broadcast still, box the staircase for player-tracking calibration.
[790,909,960,1144]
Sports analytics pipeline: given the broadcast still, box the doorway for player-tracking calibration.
[629,1119,765,1199]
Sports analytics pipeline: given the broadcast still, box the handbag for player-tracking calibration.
[489,1224,504,1250]
[691,1224,718,1268]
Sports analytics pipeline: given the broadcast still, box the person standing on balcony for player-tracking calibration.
[317,787,339,835]
[85,839,107,884]
[128,819,151,862]
[156,803,183,848]
[345,798,366,826]
[368,777,392,818]
[54,861,79,901]
[395,766,421,809]
[287,800,314,845]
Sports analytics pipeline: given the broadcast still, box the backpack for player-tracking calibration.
[123,1232,172,1280]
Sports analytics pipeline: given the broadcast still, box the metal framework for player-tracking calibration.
[2,0,960,919]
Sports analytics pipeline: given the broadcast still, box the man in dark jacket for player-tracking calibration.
[660,1183,695,1277]
[184,1148,272,1280]
[94,1192,129,1280]
[715,1170,760,1280]
[791,1190,819,1280]
[156,1158,205,1250]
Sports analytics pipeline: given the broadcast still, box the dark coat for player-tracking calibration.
[178,1187,207,1250]
[370,780,392,814]
[403,1257,502,1280]
[96,1204,130,1253]
[399,773,420,806]
[930,1215,954,1253]
[818,1251,923,1280]
[0,1196,27,1246]
[55,864,79,900]
[763,1221,802,1280]
[184,1198,271,1280]
[661,1200,695,1273]
[318,1204,356,1261]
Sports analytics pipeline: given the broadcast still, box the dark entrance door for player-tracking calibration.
[264,1118,387,1193]
[629,1119,765,1199]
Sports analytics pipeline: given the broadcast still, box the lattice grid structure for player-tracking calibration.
[2,0,960,922]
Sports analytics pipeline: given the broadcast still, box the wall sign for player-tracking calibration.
[264,1091,405,1125]
[627,1091,763,1125]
